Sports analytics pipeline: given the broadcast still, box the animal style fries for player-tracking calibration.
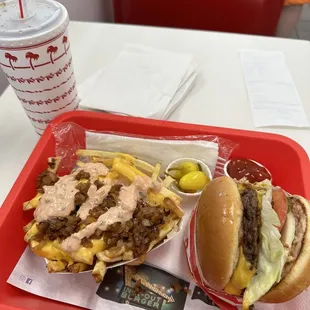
[23,150,184,283]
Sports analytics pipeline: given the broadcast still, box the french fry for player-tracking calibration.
[23,193,42,210]
[76,160,85,167]
[147,192,165,207]
[47,260,67,273]
[148,218,180,252]
[106,171,119,179]
[134,159,155,174]
[112,157,146,181]
[160,187,182,206]
[23,220,35,233]
[152,163,161,181]
[104,245,125,258]
[92,157,114,167]
[47,157,61,173]
[92,260,107,283]
[31,239,49,252]
[30,240,74,265]
[76,150,136,163]
[147,191,183,217]
[123,250,134,261]
[24,223,39,242]
[164,197,184,218]
[96,251,123,263]
[98,175,105,182]
[163,176,176,188]
[127,254,146,266]
[67,262,90,273]
[70,239,105,265]
[77,178,90,184]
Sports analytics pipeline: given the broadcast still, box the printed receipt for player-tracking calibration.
[239,50,310,128]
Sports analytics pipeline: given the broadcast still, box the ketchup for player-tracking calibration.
[226,159,271,183]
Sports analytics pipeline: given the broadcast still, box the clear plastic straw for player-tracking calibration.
[17,0,28,18]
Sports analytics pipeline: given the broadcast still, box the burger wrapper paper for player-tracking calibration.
[184,207,310,310]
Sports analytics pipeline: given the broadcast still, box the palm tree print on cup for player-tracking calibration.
[47,46,58,64]
[62,36,68,55]
[5,53,18,70]
[25,52,39,70]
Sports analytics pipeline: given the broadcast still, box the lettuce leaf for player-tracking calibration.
[242,189,285,309]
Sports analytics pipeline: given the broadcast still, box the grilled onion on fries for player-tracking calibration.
[23,150,184,282]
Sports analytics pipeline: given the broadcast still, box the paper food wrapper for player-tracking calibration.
[0,28,80,135]
[184,205,310,310]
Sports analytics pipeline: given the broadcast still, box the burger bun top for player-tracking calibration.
[196,176,243,290]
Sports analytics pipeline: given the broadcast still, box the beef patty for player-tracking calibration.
[241,189,260,269]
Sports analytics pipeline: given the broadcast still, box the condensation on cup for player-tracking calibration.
[0,0,80,134]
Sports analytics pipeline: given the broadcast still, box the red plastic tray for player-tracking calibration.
[1,111,309,310]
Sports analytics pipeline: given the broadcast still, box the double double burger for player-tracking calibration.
[196,176,310,309]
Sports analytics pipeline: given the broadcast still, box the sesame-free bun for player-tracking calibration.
[195,176,243,290]
[260,196,310,303]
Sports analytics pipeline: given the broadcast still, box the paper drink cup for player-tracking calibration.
[0,0,79,134]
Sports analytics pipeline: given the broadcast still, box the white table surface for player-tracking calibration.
[1,21,310,206]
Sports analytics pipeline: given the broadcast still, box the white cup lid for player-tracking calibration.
[0,0,69,48]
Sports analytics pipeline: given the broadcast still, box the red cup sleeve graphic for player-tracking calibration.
[25,52,39,70]
[62,36,68,55]
[47,45,58,64]
[5,53,18,70]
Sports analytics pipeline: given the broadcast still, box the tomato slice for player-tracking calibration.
[272,188,288,231]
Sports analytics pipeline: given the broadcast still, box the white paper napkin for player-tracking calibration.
[239,49,310,128]
[79,44,198,119]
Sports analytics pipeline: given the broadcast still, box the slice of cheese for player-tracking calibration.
[224,247,256,295]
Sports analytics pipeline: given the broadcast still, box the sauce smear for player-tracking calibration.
[227,159,271,183]
[61,175,153,252]
[34,175,79,223]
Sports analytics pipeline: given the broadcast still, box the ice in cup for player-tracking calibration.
[0,0,79,134]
